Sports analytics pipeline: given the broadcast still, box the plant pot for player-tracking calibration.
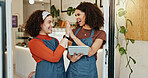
[58,21,62,27]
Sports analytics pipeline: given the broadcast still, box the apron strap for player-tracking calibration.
[90,29,95,38]
[74,27,95,38]
[33,37,55,41]
[33,37,42,40]
[74,27,82,35]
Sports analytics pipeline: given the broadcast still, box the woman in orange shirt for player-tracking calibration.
[25,10,70,78]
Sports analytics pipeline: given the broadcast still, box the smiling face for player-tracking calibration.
[40,15,54,35]
[75,9,86,26]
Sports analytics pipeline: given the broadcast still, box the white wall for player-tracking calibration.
[51,0,102,22]
[12,0,23,25]
[119,41,148,78]
[23,1,50,23]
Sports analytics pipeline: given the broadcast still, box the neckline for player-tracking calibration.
[38,34,48,36]
[82,27,92,31]
[36,34,52,40]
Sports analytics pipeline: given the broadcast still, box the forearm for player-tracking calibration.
[87,48,97,57]
[71,36,103,57]
[88,39,103,57]
[71,35,86,46]
[59,37,68,48]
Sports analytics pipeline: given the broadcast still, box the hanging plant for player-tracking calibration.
[116,0,136,78]
[50,5,61,27]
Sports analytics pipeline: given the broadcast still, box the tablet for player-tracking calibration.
[68,46,89,55]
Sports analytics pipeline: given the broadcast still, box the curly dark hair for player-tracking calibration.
[25,10,46,37]
[76,2,104,30]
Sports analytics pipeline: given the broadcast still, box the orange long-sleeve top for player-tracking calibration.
[28,34,65,63]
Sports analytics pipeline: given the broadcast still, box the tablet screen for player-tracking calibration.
[68,46,89,55]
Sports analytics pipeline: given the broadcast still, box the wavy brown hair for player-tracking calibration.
[76,2,104,30]
[25,10,45,37]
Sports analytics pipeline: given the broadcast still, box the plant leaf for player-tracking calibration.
[67,7,75,16]
[118,8,124,11]
[118,8,126,17]
[129,56,136,64]
[119,47,126,55]
[129,39,135,44]
[127,19,133,26]
[120,26,127,34]
[55,9,60,17]
[72,8,75,14]
[116,43,120,48]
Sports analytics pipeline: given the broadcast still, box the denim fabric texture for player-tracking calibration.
[34,37,66,78]
[66,27,98,78]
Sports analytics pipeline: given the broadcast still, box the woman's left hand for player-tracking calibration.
[70,52,84,62]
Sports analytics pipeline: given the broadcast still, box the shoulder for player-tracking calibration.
[93,30,106,46]
[95,29,106,33]
[95,30,106,36]
[53,37,59,43]
[28,38,44,47]
[93,29,106,40]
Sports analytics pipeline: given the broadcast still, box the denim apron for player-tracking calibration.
[66,27,98,78]
[34,37,66,78]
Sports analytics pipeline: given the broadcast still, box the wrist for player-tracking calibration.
[65,34,69,37]
[71,35,76,40]
[63,35,70,40]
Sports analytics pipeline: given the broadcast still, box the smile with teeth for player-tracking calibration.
[77,19,81,23]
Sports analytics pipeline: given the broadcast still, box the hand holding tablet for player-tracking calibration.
[68,46,89,55]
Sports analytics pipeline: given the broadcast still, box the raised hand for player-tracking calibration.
[66,21,75,38]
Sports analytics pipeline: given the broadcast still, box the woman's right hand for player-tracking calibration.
[66,20,75,39]
[28,71,35,78]
[70,53,84,62]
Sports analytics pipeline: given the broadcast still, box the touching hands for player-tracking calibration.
[70,53,84,62]
[66,21,75,38]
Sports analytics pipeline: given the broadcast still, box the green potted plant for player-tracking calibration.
[50,5,62,27]
[67,7,75,16]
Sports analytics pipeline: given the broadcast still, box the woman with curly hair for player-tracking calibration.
[66,2,106,78]
[25,10,70,78]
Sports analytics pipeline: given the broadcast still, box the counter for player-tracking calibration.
[15,46,103,78]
